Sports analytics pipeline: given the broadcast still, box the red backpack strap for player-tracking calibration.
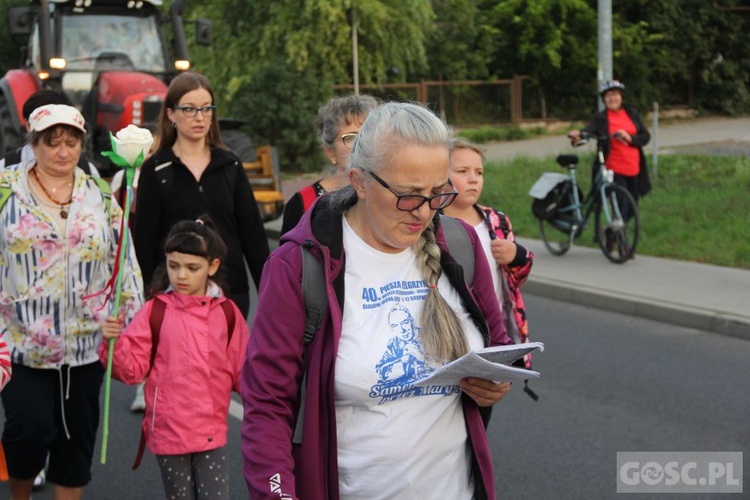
[148,298,166,370]
[133,298,166,470]
[220,300,237,347]
[299,184,318,211]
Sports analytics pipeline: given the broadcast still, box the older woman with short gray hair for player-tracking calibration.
[280,93,379,235]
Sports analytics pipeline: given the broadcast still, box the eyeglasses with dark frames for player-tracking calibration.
[366,170,458,211]
[341,133,358,149]
[173,105,217,117]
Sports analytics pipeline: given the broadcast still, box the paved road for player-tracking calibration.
[489,294,750,499]
[481,116,750,161]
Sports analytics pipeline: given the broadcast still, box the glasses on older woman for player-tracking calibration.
[341,133,358,149]
[366,170,458,211]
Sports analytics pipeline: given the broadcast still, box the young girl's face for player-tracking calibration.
[449,148,484,210]
[166,251,220,296]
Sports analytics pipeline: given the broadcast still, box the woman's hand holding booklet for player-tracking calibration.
[413,342,545,386]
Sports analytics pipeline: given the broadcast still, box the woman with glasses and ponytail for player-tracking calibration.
[280,93,380,236]
[242,102,512,500]
[134,72,269,318]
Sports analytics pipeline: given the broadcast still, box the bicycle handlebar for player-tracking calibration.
[579,130,611,142]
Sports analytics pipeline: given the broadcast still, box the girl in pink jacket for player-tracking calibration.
[99,217,249,499]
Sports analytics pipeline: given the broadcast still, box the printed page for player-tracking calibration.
[413,342,544,386]
[475,341,545,365]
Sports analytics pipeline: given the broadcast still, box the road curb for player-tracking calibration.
[524,278,750,340]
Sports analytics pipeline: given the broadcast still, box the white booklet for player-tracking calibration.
[413,342,544,386]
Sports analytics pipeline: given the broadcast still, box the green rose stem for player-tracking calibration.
[99,136,144,464]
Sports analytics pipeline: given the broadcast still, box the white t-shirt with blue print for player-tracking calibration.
[335,216,483,499]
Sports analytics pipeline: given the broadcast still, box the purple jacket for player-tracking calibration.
[241,196,510,500]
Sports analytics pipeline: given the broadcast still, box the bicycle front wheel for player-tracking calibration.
[539,217,574,256]
[594,185,639,263]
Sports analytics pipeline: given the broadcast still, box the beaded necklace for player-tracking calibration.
[32,166,74,219]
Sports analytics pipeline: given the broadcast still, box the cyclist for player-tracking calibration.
[567,80,651,211]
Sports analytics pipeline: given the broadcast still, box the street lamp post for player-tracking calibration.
[352,4,359,95]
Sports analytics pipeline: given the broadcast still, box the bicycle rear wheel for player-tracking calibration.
[539,217,574,256]
[594,185,639,263]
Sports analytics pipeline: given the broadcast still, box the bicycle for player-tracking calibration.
[529,131,640,263]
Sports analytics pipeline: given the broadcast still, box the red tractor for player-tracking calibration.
[1,0,284,220]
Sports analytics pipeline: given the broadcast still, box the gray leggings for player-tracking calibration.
[156,447,228,499]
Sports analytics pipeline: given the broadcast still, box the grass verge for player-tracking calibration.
[481,153,750,269]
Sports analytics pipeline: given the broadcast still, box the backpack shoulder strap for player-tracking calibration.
[439,214,475,287]
[0,183,12,214]
[299,185,318,212]
[494,209,511,238]
[220,300,237,347]
[294,243,328,444]
[2,148,22,167]
[92,175,112,211]
[133,297,167,469]
[148,298,167,370]
[301,245,327,343]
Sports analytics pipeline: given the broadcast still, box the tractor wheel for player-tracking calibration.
[0,97,23,154]
[221,129,256,163]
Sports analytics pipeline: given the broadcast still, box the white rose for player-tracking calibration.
[112,125,154,166]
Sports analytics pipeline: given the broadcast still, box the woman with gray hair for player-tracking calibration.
[280,93,379,235]
[242,102,511,499]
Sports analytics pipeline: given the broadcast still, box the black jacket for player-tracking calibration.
[582,104,652,197]
[134,146,269,295]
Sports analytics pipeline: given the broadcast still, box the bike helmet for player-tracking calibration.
[599,80,626,96]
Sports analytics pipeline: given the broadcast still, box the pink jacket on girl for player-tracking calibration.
[98,283,249,455]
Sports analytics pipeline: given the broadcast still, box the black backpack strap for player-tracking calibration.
[495,210,511,238]
[439,214,475,287]
[301,245,326,343]
[294,243,328,444]
[2,148,22,167]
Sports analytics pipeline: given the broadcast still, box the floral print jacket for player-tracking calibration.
[0,162,143,369]
[476,204,534,367]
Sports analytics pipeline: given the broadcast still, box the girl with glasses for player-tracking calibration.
[280,93,380,235]
[242,102,512,500]
[134,72,269,318]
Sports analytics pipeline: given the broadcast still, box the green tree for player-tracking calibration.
[230,61,332,173]
[486,0,598,119]
[426,0,498,81]
[624,0,750,115]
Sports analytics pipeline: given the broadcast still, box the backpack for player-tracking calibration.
[132,297,237,469]
[292,214,475,443]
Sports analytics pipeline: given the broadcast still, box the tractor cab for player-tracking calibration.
[2,0,209,174]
